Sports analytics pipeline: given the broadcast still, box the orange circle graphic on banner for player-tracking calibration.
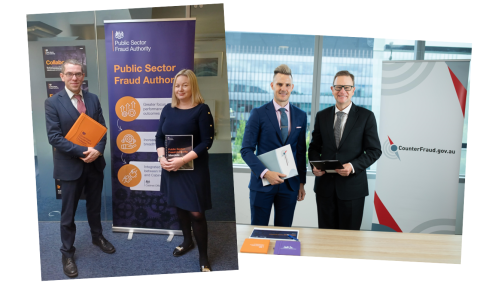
[118,164,142,188]
[115,96,140,122]
[117,129,141,154]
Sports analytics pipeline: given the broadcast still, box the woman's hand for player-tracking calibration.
[162,157,185,172]
[159,157,168,170]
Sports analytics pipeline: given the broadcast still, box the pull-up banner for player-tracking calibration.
[104,19,196,231]
[373,60,469,234]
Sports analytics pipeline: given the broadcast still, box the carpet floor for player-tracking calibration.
[38,221,239,280]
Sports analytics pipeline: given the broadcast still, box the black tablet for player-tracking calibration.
[310,160,344,171]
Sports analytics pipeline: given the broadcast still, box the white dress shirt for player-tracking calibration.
[333,102,352,140]
[64,87,85,111]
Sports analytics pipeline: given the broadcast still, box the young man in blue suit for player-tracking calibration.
[308,70,382,230]
[241,64,307,227]
[45,59,115,278]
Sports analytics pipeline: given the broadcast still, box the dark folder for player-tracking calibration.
[165,135,194,170]
[310,160,344,171]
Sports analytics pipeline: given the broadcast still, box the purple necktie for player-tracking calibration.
[74,94,86,114]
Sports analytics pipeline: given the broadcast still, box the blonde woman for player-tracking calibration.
[155,69,214,272]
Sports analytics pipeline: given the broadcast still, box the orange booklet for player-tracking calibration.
[65,113,107,147]
[240,238,270,254]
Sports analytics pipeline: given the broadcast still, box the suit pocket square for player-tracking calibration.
[296,126,302,129]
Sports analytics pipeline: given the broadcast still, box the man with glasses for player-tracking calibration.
[241,64,307,227]
[308,70,381,230]
[45,59,115,278]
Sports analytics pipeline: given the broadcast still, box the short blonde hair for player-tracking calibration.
[273,64,292,79]
[171,69,205,108]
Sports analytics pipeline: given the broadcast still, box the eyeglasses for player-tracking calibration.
[62,72,84,79]
[333,85,354,91]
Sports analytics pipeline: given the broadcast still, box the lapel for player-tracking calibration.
[266,100,283,144]
[58,89,80,122]
[326,106,336,148]
[338,103,358,149]
[83,91,95,118]
[285,103,297,145]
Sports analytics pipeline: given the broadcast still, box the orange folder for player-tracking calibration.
[240,238,270,254]
[65,113,107,147]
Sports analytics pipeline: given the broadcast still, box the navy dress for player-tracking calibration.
[155,103,214,212]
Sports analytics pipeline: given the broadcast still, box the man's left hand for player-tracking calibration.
[336,163,352,176]
[297,184,306,201]
[81,147,100,163]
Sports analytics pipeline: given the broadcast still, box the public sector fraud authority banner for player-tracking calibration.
[104,19,196,231]
[373,60,469,234]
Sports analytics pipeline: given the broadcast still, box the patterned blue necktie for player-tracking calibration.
[279,108,288,144]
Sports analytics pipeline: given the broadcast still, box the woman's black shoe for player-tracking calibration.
[200,262,212,272]
[173,243,194,257]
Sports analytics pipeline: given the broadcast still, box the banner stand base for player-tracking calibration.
[112,226,182,241]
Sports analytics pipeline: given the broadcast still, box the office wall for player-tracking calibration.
[195,39,231,154]
[29,39,105,221]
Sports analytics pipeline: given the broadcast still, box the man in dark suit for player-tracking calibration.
[45,59,115,278]
[308,70,382,230]
[241,64,307,227]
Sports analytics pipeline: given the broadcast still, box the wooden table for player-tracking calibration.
[236,224,462,264]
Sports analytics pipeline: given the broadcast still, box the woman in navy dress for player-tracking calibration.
[155,69,214,272]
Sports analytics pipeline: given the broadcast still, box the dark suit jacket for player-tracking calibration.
[241,100,307,193]
[45,89,107,181]
[308,103,381,200]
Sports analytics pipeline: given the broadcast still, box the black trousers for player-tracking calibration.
[60,162,104,258]
[315,187,365,230]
